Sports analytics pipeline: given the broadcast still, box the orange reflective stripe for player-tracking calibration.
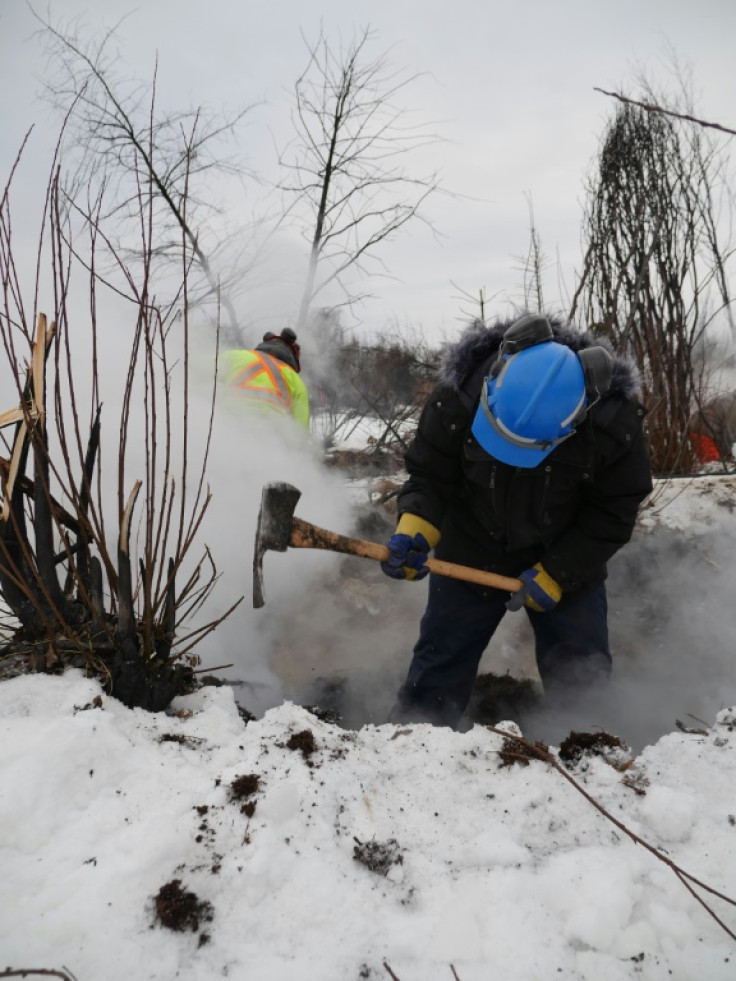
[257,354,291,404]
[232,362,265,386]
[231,353,292,410]
[236,390,290,409]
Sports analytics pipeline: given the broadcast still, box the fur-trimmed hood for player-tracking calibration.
[439,314,642,401]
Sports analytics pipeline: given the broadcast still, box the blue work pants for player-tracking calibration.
[392,574,611,729]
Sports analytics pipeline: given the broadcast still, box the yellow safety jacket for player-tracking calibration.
[221,349,310,428]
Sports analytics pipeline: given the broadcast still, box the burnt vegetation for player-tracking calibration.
[0,136,239,709]
[305,312,441,470]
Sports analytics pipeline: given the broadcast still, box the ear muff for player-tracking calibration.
[579,346,613,400]
[488,318,613,405]
[489,314,554,379]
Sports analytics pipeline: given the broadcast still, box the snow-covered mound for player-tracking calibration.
[1,672,735,980]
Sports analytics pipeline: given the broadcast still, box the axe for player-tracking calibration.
[253,481,523,608]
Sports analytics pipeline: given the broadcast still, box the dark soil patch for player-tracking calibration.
[287,728,317,758]
[558,730,627,766]
[154,878,213,937]
[158,732,203,748]
[466,672,542,726]
[301,676,348,724]
[353,836,404,876]
[498,735,550,768]
[229,773,261,816]
[305,702,342,725]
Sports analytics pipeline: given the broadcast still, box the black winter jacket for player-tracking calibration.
[398,318,653,597]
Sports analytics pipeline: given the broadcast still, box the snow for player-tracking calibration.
[3,470,736,979]
[2,669,736,980]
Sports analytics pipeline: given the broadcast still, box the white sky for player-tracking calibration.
[3,0,736,343]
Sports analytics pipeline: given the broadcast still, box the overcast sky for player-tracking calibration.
[2,0,735,343]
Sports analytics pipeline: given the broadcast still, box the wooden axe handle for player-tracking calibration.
[289,516,523,594]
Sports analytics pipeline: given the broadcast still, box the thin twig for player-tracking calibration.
[485,725,736,942]
[0,969,79,980]
[594,88,736,138]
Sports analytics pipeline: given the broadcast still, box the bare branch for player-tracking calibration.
[33,9,261,342]
[594,87,736,138]
[486,726,736,943]
[575,72,735,474]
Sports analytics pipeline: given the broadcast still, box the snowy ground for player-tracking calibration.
[1,671,736,981]
[2,473,736,980]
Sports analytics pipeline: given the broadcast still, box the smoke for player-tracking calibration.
[5,250,735,752]
[589,513,736,752]
[254,466,736,753]
[174,328,360,714]
[479,494,736,753]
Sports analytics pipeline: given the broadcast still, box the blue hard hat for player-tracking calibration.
[471,340,587,468]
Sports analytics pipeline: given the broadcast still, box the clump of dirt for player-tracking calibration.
[287,728,317,758]
[73,695,104,713]
[353,836,404,877]
[158,732,201,748]
[498,735,549,768]
[154,878,213,939]
[229,773,261,817]
[466,672,542,726]
[558,730,629,767]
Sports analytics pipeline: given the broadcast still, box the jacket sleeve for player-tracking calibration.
[288,373,310,429]
[540,400,653,591]
[397,384,470,529]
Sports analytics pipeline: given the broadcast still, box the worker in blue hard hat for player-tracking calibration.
[381,312,653,729]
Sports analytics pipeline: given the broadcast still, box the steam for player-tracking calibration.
[479,504,736,753]
[8,294,735,753]
[179,327,358,714]
[248,466,736,753]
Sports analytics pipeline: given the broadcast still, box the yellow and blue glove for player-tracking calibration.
[506,563,562,612]
[381,514,441,581]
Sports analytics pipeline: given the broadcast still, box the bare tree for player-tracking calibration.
[571,82,735,474]
[306,312,440,464]
[0,131,239,709]
[450,283,503,327]
[513,193,550,312]
[279,26,441,332]
[34,10,260,346]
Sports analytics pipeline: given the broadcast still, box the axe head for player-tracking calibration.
[252,482,302,608]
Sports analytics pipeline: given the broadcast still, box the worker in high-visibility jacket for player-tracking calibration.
[221,328,309,428]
